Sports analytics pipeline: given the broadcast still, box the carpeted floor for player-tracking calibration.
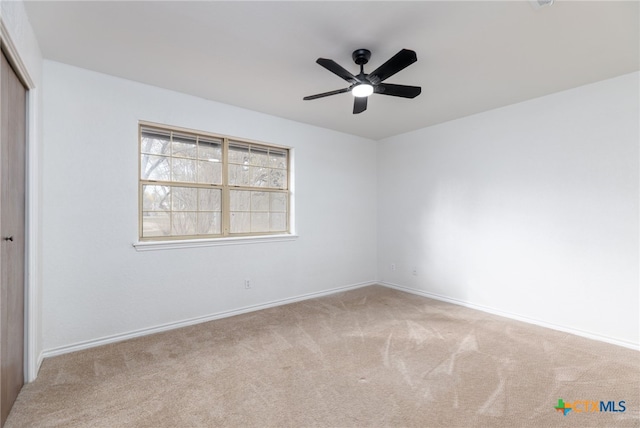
[7,285,639,427]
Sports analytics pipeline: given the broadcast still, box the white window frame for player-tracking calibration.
[137,121,293,245]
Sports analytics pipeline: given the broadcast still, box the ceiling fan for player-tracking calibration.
[303,48,421,114]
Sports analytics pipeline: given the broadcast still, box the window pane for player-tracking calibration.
[172,134,197,158]
[197,212,221,235]
[250,147,269,167]
[251,213,269,233]
[270,149,287,169]
[230,212,250,233]
[172,158,197,182]
[198,160,222,184]
[141,130,170,155]
[251,191,269,212]
[270,192,287,212]
[198,188,221,211]
[198,138,222,161]
[230,190,250,211]
[229,164,250,186]
[141,155,170,181]
[270,213,287,232]
[142,211,170,237]
[252,167,269,187]
[269,168,286,189]
[171,187,198,211]
[142,185,170,212]
[229,143,249,164]
[171,212,197,236]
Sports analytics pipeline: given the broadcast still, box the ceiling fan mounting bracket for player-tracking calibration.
[352,49,371,66]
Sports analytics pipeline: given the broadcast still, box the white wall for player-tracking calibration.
[41,61,377,352]
[378,72,639,348]
[1,0,44,380]
[39,58,639,357]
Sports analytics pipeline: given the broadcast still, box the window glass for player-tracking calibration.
[140,125,289,240]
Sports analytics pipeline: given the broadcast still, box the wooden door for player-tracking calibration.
[0,50,26,427]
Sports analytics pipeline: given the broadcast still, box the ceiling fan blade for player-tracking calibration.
[317,58,360,84]
[303,87,351,100]
[367,49,417,84]
[374,83,421,98]
[353,96,367,114]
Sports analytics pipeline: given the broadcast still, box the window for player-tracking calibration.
[139,123,290,240]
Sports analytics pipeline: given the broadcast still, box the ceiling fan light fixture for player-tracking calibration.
[352,84,374,98]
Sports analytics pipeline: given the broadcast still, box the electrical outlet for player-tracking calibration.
[412,267,417,276]
[391,263,396,271]
[244,279,251,289]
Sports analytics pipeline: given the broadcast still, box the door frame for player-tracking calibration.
[0,18,39,383]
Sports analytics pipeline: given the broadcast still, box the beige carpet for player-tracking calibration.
[7,285,639,427]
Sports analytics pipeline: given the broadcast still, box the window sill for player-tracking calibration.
[133,234,298,252]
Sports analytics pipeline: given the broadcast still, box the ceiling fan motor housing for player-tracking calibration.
[352,49,371,65]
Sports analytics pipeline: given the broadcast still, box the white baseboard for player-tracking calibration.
[35,352,44,378]
[25,352,43,384]
[40,279,639,363]
[380,281,639,351]
[41,280,377,359]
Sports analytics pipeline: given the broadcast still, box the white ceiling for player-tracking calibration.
[23,1,639,140]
